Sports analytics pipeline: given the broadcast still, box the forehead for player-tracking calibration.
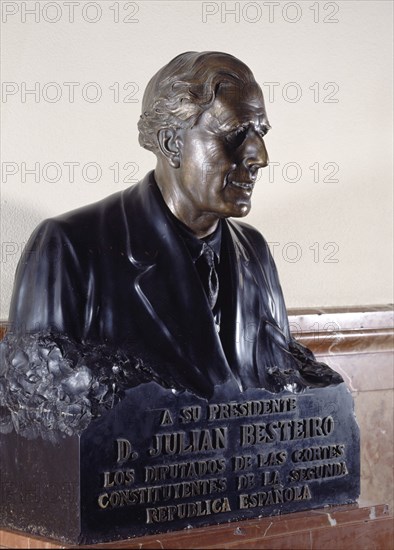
[201,83,268,131]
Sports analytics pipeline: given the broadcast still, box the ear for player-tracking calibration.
[157,128,182,168]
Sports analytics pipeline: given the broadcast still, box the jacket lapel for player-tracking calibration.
[223,219,283,388]
[120,172,235,392]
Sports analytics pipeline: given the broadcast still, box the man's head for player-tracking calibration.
[139,52,270,237]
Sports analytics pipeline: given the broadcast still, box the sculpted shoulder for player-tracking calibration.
[227,218,272,260]
[55,187,131,232]
[33,182,143,249]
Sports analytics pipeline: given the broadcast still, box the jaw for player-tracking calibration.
[224,198,252,218]
[220,172,254,217]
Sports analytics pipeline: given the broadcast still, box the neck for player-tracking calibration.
[154,164,220,239]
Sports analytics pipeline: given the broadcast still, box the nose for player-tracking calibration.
[242,128,269,174]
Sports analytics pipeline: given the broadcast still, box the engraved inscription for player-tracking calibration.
[116,438,138,463]
[207,397,297,420]
[239,485,312,509]
[148,427,228,457]
[258,450,287,467]
[288,461,348,482]
[97,478,227,510]
[291,444,345,462]
[94,388,356,530]
[145,458,226,482]
[103,469,135,488]
[146,497,231,523]
[241,416,334,445]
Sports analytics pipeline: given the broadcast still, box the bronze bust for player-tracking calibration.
[3,52,341,407]
[0,52,359,546]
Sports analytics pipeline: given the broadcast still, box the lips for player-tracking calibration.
[227,179,255,192]
[225,171,255,193]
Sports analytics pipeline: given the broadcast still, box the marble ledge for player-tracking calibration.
[1,305,392,338]
[288,306,394,357]
[0,502,392,549]
[287,305,393,332]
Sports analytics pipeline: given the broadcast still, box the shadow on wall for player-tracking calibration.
[1,197,48,319]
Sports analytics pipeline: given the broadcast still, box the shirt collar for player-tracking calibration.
[175,216,222,263]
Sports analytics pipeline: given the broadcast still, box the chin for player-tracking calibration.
[228,202,251,218]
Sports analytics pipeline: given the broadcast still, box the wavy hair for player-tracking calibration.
[138,51,259,153]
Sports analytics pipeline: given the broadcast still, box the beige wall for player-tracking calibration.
[1,0,393,318]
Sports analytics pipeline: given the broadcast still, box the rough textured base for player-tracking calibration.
[0,381,360,544]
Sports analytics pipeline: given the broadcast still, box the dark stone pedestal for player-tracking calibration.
[0,381,360,545]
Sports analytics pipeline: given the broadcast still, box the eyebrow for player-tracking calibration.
[218,119,271,134]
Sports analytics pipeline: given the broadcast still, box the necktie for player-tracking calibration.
[198,242,219,310]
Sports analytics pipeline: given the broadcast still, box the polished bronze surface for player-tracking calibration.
[3,52,341,402]
[0,53,367,545]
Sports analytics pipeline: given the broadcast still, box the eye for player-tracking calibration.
[225,126,248,148]
[259,126,269,138]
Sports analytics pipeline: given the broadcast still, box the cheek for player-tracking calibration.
[195,135,231,161]
[209,145,235,180]
[185,137,234,186]
[210,141,233,161]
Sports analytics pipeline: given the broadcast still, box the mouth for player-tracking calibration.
[225,174,255,192]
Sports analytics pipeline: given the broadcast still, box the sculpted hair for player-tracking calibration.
[138,51,258,153]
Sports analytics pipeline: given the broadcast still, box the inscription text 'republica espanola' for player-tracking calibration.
[96,396,349,523]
